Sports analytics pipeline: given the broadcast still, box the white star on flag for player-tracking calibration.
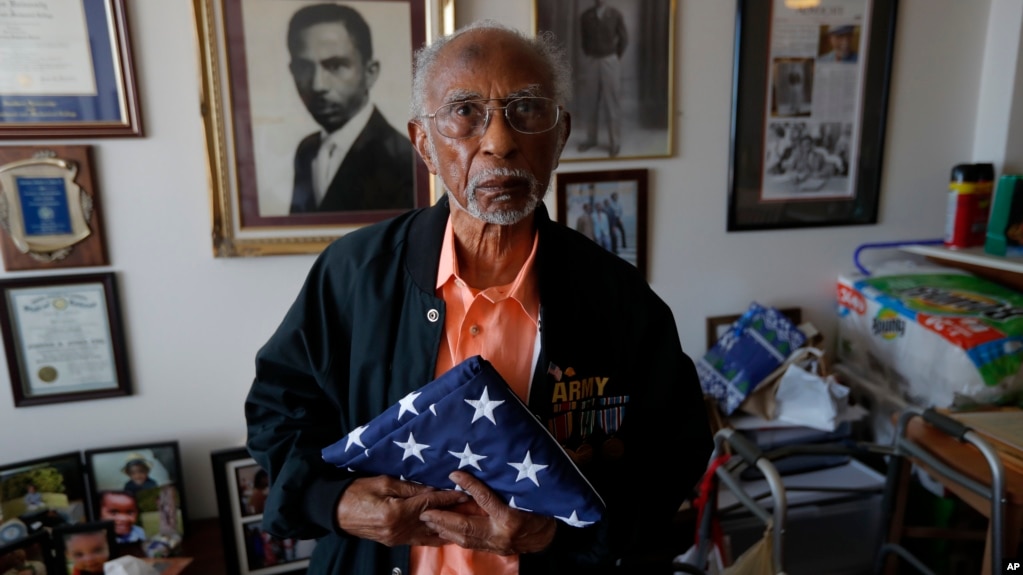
[465,386,504,424]
[508,450,548,486]
[393,432,430,462]
[448,443,487,471]
[397,391,422,419]
[508,497,532,513]
[555,510,594,528]
[322,356,606,527]
[345,424,368,451]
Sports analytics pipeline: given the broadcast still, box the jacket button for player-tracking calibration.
[391,569,402,575]
[427,309,439,322]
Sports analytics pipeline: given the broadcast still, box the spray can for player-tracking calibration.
[945,163,994,249]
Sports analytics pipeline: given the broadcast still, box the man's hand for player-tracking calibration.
[336,475,468,547]
[419,470,557,555]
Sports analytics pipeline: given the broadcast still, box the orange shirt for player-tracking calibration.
[410,217,540,575]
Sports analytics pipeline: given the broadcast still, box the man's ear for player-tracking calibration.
[408,120,438,174]
[364,59,381,90]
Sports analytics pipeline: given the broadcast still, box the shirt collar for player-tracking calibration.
[435,216,540,324]
[319,102,375,152]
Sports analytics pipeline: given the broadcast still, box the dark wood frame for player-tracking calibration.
[0,451,90,536]
[727,0,898,231]
[555,168,649,278]
[0,531,56,575]
[0,0,142,138]
[211,447,313,575]
[0,145,110,271]
[83,442,187,539]
[193,0,453,257]
[51,521,117,575]
[0,272,131,407]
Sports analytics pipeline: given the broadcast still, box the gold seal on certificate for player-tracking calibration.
[0,150,93,262]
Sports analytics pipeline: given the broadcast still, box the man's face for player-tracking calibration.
[101,493,139,536]
[290,22,378,133]
[830,32,852,59]
[409,29,570,225]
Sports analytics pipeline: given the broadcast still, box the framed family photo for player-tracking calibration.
[83,442,187,544]
[0,0,142,138]
[52,521,116,575]
[193,0,455,257]
[727,0,898,231]
[0,273,131,408]
[211,447,316,575]
[0,451,89,537]
[556,169,648,277]
[534,0,677,161]
[0,531,54,574]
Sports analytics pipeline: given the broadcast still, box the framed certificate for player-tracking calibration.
[0,272,131,407]
[0,0,142,138]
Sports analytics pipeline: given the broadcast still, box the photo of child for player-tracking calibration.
[84,444,186,541]
[62,528,109,575]
[96,492,145,544]
[0,536,49,575]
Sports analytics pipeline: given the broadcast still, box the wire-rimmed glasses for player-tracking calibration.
[422,97,561,139]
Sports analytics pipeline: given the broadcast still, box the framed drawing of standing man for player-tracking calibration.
[534,0,676,161]
[194,0,454,257]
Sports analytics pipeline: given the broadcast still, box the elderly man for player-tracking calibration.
[246,20,710,574]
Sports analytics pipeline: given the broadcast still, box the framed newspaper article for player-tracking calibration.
[727,0,897,231]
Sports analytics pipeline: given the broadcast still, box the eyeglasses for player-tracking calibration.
[423,97,561,139]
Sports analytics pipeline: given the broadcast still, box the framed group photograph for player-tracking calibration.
[211,447,316,575]
[0,452,89,537]
[0,0,142,138]
[83,442,187,545]
[534,0,677,161]
[727,0,898,231]
[193,0,455,257]
[51,521,116,575]
[0,531,53,575]
[556,169,648,277]
[0,272,131,408]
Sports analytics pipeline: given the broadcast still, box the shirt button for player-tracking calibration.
[469,325,480,335]
[391,569,402,575]
[427,309,439,322]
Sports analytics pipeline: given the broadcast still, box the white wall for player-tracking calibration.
[0,0,1016,520]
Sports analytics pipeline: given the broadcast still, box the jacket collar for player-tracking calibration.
[405,194,554,295]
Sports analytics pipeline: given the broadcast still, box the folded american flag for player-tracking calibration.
[322,356,605,527]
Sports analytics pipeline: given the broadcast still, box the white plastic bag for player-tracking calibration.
[774,362,850,431]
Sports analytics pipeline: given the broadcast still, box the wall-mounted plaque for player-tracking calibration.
[0,146,109,271]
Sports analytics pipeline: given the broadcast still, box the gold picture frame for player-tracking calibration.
[193,0,454,257]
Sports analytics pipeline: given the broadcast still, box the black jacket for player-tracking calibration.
[246,197,711,573]
[290,107,415,213]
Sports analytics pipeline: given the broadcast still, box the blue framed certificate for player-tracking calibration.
[0,0,142,137]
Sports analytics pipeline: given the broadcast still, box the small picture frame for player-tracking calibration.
[211,447,315,575]
[52,521,116,575]
[0,451,89,536]
[83,442,187,544]
[0,272,132,408]
[0,531,54,575]
[555,169,649,278]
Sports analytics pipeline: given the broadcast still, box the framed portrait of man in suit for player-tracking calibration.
[194,0,454,257]
[534,0,677,162]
